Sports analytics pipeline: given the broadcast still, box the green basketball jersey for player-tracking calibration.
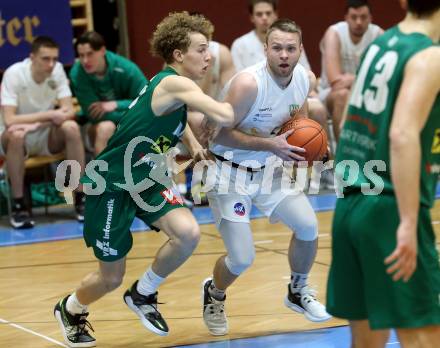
[82,67,187,192]
[335,26,440,207]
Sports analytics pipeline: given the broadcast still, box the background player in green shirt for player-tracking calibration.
[54,12,234,347]
[70,31,148,155]
[327,0,440,347]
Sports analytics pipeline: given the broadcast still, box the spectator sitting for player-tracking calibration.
[70,31,148,155]
[0,36,86,229]
[318,0,383,141]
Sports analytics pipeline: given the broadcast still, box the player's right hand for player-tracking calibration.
[270,129,306,162]
[51,108,70,126]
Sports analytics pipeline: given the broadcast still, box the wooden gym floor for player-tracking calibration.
[0,199,439,347]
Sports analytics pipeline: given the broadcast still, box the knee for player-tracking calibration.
[309,104,328,125]
[7,129,26,143]
[333,89,349,104]
[225,250,255,275]
[295,221,318,242]
[101,272,124,292]
[174,221,200,252]
[309,98,327,114]
[294,216,318,241]
[61,120,81,138]
[96,121,116,139]
[4,130,25,153]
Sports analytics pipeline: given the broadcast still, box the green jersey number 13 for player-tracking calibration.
[350,44,398,115]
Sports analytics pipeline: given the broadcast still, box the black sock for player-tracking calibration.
[74,191,85,206]
[12,197,25,211]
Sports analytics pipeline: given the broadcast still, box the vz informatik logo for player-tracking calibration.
[160,188,183,205]
[96,240,118,257]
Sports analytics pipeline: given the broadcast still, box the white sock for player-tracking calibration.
[177,183,187,195]
[137,267,165,296]
[66,292,88,314]
[290,272,308,291]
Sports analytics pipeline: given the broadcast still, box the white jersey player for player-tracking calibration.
[201,19,331,336]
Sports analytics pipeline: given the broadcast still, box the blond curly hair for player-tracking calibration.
[151,12,214,64]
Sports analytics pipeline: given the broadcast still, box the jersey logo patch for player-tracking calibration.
[250,127,259,135]
[289,104,300,116]
[151,135,172,153]
[431,129,440,154]
[96,240,118,257]
[47,79,57,90]
[233,202,246,216]
[160,189,183,205]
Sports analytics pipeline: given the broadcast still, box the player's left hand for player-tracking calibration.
[8,122,42,134]
[199,116,221,146]
[192,148,214,163]
[88,101,117,119]
[384,222,418,282]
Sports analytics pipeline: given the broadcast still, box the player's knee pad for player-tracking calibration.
[224,251,255,276]
[273,196,318,242]
[219,219,256,275]
[292,217,318,241]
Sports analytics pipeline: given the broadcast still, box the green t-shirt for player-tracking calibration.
[70,51,148,124]
[336,26,440,207]
[82,67,187,192]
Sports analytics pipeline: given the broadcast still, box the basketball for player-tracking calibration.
[279,118,328,166]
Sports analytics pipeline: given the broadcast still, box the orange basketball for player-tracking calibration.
[279,118,328,166]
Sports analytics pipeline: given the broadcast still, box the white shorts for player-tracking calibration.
[206,160,302,227]
[24,127,52,157]
[0,127,52,157]
[318,86,331,103]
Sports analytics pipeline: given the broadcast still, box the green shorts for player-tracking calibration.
[327,193,440,329]
[83,185,185,261]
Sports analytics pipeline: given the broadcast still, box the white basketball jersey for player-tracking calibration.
[319,21,382,91]
[0,58,71,131]
[211,61,309,168]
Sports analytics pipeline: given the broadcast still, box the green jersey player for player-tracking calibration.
[327,0,440,347]
[54,12,233,347]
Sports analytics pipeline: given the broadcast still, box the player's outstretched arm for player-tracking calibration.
[156,75,234,127]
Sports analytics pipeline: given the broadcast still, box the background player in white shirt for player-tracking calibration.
[0,36,85,228]
[319,0,383,141]
[231,0,311,71]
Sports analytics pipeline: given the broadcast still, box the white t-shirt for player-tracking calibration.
[207,41,222,100]
[231,30,311,72]
[0,58,71,129]
[211,60,309,167]
[319,21,382,94]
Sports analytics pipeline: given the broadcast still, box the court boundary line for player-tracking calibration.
[0,317,67,347]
